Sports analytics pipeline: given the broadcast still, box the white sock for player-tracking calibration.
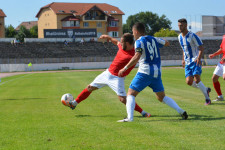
[197,81,209,99]
[218,95,223,98]
[72,100,78,106]
[126,95,135,121]
[163,96,184,114]
[191,81,198,88]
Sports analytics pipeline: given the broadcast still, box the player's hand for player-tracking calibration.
[195,58,202,66]
[209,54,214,59]
[99,35,110,39]
[118,68,125,77]
[220,58,225,63]
[182,60,185,68]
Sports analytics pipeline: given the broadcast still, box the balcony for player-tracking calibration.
[84,16,106,21]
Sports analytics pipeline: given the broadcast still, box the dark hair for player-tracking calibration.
[122,33,134,45]
[133,22,145,34]
[178,18,187,24]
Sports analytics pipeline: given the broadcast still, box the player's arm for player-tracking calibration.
[118,51,142,77]
[99,34,119,45]
[155,38,170,47]
[209,48,223,59]
[195,45,204,66]
[182,52,185,68]
[164,40,170,47]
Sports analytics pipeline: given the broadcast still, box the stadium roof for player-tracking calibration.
[0,9,6,17]
[36,2,125,18]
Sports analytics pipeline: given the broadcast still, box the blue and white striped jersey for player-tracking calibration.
[178,31,203,65]
[135,35,165,78]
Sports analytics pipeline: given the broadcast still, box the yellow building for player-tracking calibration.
[36,3,124,39]
[0,9,6,38]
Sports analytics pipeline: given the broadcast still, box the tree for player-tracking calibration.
[154,28,178,37]
[30,25,38,38]
[123,11,172,35]
[15,25,30,42]
[5,25,16,37]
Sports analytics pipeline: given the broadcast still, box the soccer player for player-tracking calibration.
[208,35,225,101]
[69,33,151,117]
[117,23,188,122]
[178,18,211,105]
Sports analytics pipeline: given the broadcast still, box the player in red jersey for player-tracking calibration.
[68,33,151,117]
[208,35,225,101]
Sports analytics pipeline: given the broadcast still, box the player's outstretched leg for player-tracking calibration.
[69,86,97,110]
[197,81,211,105]
[156,91,188,120]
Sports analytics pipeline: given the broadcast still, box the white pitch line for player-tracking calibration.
[0,74,33,86]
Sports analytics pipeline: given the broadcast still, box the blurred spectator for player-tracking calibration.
[64,40,69,46]
[72,35,76,43]
[90,38,95,42]
[81,38,85,45]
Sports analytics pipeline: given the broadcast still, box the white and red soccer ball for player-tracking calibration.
[61,93,74,106]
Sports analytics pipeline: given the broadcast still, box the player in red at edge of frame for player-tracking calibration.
[208,35,225,101]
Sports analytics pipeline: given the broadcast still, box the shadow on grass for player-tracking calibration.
[3,98,46,101]
[210,102,225,105]
[75,115,92,118]
[74,114,121,118]
[139,114,225,122]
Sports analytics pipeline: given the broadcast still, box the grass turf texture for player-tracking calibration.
[0,67,225,150]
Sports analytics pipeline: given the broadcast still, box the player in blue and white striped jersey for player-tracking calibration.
[117,22,188,122]
[178,18,211,105]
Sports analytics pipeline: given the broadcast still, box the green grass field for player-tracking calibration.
[0,67,225,150]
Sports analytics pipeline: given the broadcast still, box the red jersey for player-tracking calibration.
[108,43,135,77]
[220,35,225,64]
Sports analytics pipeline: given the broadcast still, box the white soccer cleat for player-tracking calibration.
[117,118,133,122]
[213,97,224,101]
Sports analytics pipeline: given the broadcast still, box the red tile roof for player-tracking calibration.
[15,21,38,30]
[0,9,6,17]
[36,2,124,18]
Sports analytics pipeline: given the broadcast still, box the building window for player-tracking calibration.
[62,21,80,27]
[83,22,89,27]
[112,31,118,37]
[109,21,118,27]
[97,22,102,28]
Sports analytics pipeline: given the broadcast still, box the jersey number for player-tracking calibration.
[147,40,158,60]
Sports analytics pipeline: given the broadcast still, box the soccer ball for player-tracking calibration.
[61,93,74,106]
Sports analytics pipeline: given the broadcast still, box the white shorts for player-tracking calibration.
[213,63,225,77]
[90,69,126,96]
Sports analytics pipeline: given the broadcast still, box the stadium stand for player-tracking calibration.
[0,39,222,64]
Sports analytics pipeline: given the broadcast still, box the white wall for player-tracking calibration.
[0,59,219,72]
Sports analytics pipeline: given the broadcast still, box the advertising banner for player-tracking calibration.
[44,29,97,38]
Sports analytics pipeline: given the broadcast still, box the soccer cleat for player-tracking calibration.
[117,118,132,122]
[207,87,211,97]
[213,97,224,101]
[205,99,211,105]
[181,111,188,120]
[142,112,151,118]
[69,101,77,110]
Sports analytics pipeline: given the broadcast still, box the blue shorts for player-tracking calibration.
[185,62,202,78]
[129,72,164,93]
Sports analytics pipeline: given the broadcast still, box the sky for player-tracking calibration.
[1,0,225,33]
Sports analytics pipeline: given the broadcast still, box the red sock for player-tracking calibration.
[75,88,91,103]
[134,103,143,114]
[213,81,222,96]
